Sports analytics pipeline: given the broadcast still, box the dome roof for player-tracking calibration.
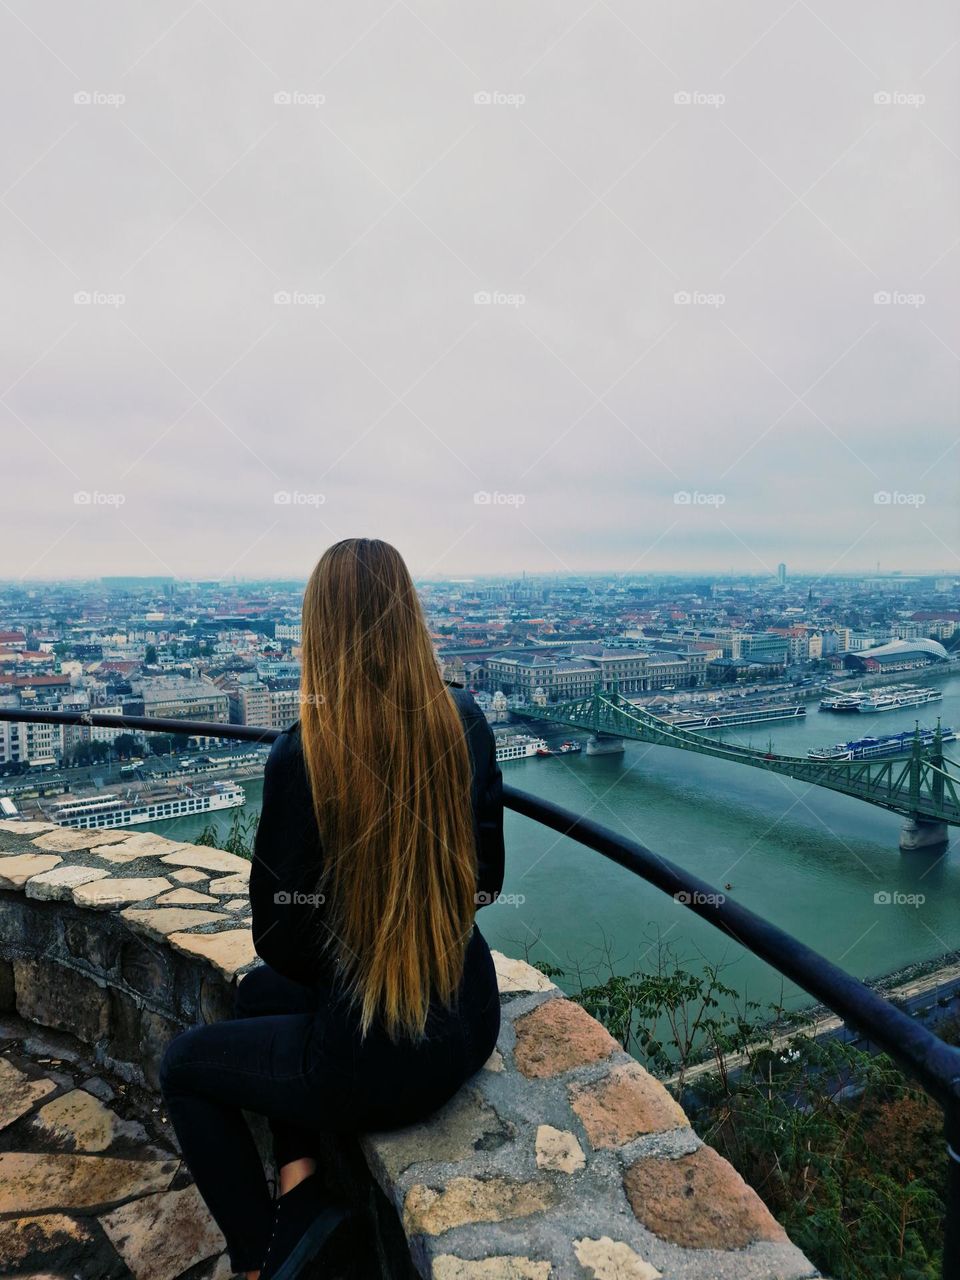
[860,637,948,660]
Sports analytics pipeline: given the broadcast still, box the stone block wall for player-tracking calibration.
[0,821,820,1280]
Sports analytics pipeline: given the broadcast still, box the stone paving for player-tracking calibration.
[0,1013,231,1280]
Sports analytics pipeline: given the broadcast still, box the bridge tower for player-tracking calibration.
[585,678,625,756]
[899,720,949,852]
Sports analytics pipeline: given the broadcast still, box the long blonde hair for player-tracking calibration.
[299,538,478,1041]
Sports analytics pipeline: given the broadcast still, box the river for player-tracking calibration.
[139,675,960,1018]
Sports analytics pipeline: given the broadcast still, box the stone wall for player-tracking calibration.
[0,821,820,1280]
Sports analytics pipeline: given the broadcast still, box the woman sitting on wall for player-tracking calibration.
[160,537,505,1280]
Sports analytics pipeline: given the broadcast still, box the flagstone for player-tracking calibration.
[206,872,250,895]
[25,865,111,901]
[155,887,219,906]
[32,1088,149,1153]
[0,1152,176,1214]
[0,1058,57,1131]
[31,829,127,852]
[0,853,63,889]
[169,867,209,885]
[120,907,228,940]
[99,1182,225,1280]
[72,878,172,909]
[166,929,257,979]
[159,847,250,874]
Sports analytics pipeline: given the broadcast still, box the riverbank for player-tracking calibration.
[668,949,960,1088]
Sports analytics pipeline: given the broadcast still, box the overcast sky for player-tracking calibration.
[3,1,958,581]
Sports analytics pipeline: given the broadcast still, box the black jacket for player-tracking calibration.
[249,686,505,988]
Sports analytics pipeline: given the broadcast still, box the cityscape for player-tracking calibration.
[1,568,958,784]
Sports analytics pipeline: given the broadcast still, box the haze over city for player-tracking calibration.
[4,1,958,579]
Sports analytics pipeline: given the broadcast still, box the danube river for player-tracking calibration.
[143,675,960,1016]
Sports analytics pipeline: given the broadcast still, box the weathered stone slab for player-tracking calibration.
[155,887,218,905]
[512,999,617,1079]
[434,1259,553,1279]
[99,1181,225,1280]
[32,1088,149,1152]
[222,897,248,911]
[569,1064,686,1149]
[0,819,56,834]
[0,1151,177,1213]
[0,1058,57,1130]
[121,907,228,940]
[573,1237,661,1279]
[403,1176,557,1236]
[0,1212,99,1273]
[96,848,148,864]
[159,847,250,875]
[166,929,257,979]
[622,1145,789,1249]
[31,829,127,852]
[106,832,191,858]
[0,853,62,889]
[73,877,172,909]
[169,867,209,885]
[492,952,557,994]
[13,959,109,1043]
[368,1088,511,1182]
[534,1124,585,1174]
[25,865,111,901]
[206,873,250,895]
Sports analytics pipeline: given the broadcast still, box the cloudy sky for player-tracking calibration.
[3,1,958,580]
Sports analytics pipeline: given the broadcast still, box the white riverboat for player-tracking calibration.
[494,733,548,762]
[43,780,246,830]
[856,686,942,714]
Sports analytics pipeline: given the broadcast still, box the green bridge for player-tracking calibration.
[520,688,960,851]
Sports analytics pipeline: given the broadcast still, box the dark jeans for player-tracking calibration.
[159,928,500,1272]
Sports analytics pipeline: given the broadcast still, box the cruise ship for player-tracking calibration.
[495,734,548,762]
[43,780,246,830]
[808,725,955,762]
[669,704,805,730]
[856,686,942,714]
[819,689,867,712]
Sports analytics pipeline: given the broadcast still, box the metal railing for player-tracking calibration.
[2,705,959,1273]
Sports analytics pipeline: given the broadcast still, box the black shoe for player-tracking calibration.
[260,1175,350,1280]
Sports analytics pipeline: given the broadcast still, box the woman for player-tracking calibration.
[160,539,504,1280]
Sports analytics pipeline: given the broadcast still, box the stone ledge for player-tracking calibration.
[0,821,821,1280]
